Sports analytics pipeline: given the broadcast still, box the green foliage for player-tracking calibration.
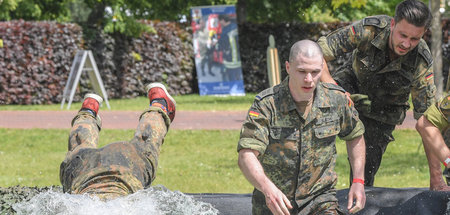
[103,14,153,37]
[1,0,402,27]
[244,0,315,23]
[0,0,22,20]
[139,0,237,21]
[67,0,91,23]
[132,51,142,61]
[9,0,41,20]
[84,0,153,37]
[0,0,71,21]
[77,0,239,37]
[331,0,402,21]
[332,0,367,10]
[242,0,400,23]
[303,4,339,23]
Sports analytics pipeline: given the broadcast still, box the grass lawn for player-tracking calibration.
[0,93,257,111]
[0,127,433,193]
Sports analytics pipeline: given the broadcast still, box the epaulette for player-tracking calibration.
[322,82,346,94]
[418,41,433,66]
[440,95,450,110]
[255,87,274,101]
[362,16,389,28]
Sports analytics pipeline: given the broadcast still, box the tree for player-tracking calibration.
[430,0,443,98]
[330,0,403,21]
[235,0,402,23]
[0,0,22,20]
[0,0,72,21]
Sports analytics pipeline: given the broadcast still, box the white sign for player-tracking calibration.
[61,50,111,109]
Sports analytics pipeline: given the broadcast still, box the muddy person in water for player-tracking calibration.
[60,83,175,199]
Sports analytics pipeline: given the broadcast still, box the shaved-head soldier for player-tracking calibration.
[238,40,366,214]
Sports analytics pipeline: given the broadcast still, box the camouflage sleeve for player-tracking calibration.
[337,94,365,141]
[424,94,450,130]
[317,19,372,62]
[411,45,436,119]
[237,99,270,155]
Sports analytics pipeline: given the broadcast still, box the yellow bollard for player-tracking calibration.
[266,35,281,87]
[0,39,3,48]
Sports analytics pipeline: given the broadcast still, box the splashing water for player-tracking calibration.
[13,185,219,215]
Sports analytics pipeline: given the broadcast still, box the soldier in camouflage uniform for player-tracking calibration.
[238,40,366,215]
[60,83,176,200]
[317,0,436,187]
[416,90,450,190]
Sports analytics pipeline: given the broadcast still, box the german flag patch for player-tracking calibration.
[425,73,433,81]
[351,26,356,35]
[249,111,260,117]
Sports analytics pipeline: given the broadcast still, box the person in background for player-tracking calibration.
[218,14,242,81]
[416,92,450,191]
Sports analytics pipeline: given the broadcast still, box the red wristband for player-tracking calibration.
[352,178,364,185]
[444,157,450,167]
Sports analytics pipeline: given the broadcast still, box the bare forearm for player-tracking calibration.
[346,135,366,213]
[238,149,293,214]
[417,116,450,162]
[238,149,275,192]
[346,135,366,179]
[422,135,445,175]
[416,116,450,190]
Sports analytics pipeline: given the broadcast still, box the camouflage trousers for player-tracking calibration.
[332,63,396,186]
[59,107,170,199]
[349,115,395,186]
[252,189,343,215]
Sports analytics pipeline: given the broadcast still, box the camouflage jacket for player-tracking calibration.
[237,78,364,213]
[318,15,436,125]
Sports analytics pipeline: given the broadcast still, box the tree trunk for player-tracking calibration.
[236,0,247,24]
[431,0,443,98]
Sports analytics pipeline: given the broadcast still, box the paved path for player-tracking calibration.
[0,110,248,130]
[0,110,416,130]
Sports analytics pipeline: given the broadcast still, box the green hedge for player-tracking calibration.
[0,19,448,105]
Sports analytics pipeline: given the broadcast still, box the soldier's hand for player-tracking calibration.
[263,183,293,215]
[347,182,366,214]
[350,94,371,114]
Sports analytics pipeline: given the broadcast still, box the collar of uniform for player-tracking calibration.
[376,41,417,74]
[303,83,331,126]
[279,77,298,113]
[370,22,390,50]
[279,78,331,113]
[312,83,331,109]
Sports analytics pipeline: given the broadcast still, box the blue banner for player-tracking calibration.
[191,5,245,96]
